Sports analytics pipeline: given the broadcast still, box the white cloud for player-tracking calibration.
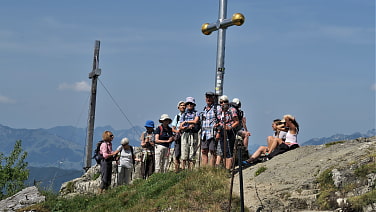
[0,95,16,104]
[58,81,91,92]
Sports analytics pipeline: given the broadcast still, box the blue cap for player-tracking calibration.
[144,120,155,128]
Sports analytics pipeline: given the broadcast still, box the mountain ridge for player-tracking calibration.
[1,123,374,170]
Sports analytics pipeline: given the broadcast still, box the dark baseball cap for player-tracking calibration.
[205,91,215,96]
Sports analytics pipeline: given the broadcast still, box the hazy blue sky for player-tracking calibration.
[0,0,374,146]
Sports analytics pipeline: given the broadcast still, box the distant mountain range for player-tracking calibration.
[0,124,143,170]
[1,124,374,170]
[301,129,375,146]
[25,167,83,192]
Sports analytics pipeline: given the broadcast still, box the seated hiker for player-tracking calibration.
[265,119,288,155]
[243,118,291,164]
[268,114,300,155]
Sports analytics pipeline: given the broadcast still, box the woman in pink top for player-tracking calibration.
[99,131,117,193]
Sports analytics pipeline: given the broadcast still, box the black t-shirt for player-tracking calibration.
[155,125,173,147]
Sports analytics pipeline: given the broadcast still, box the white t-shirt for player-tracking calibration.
[116,145,133,168]
[278,131,287,140]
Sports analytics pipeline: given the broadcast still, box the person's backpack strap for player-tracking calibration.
[130,145,135,172]
[158,125,163,136]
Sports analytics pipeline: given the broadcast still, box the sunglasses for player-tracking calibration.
[186,102,195,105]
[220,101,228,104]
[110,135,114,137]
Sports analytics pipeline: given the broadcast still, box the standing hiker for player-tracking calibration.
[201,91,221,167]
[154,114,174,173]
[171,101,186,173]
[179,97,200,170]
[99,131,117,193]
[231,98,251,158]
[114,137,136,185]
[140,120,155,179]
[215,95,239,172]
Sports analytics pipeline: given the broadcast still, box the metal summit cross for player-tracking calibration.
[201,0,245,98]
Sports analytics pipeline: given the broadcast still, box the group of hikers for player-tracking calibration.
[96,91,300,193]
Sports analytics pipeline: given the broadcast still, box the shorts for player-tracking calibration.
[201,137,217,152]
[174,141,181,159]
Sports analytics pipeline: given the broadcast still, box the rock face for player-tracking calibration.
[233,136,376,212]
[60,161,142,197]
[0,186,45,212]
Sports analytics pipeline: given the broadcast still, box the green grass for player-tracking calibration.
[254,166,267,177]
[324,140,346,147]
[20,167,247,212]
[316,155,376,210]
[348,190,376,211]
[316,168,336,210]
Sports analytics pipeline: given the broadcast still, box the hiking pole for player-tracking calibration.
[198,135,202,168]
[223,128,227,168]
[188,137,202,168]
[167,147,176,170]
[237,138,245,211]
[228,133,238,212]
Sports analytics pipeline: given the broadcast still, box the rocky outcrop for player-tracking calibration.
[60,161,143,197]
[57,137,375,211]
[0,186,45,212]
[233,136,376,212]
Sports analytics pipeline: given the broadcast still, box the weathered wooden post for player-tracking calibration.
[84,40,101,171]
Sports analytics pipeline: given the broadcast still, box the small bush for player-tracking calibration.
[348,190,376,211]
[316,169,336,210]
[255,166,267,177]
[354,162,376,178]
[325,140,345,147]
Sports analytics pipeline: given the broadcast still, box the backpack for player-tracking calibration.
[93,140,105,164]
[118,145,136,172]
[229,103,244,131]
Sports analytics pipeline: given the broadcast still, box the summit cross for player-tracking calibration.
[201,0,245,98]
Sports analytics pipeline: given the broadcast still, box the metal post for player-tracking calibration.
[215,0,227,98]
[84,40,101,171]
[201,0,245,100]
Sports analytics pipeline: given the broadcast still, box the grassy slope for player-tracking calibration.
[21,167,246,212]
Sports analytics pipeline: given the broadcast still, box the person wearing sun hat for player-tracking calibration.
[140,120,156,179]
[179,97,200,170]
[216,95,239,172]
[154,114,174,173]
[171,101,186,173]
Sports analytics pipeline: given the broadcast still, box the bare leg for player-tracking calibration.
[269,138,283,153]
[209,150,216,166]
[201,149,209,166]
[247,146,268,162]
[226,157,233,170]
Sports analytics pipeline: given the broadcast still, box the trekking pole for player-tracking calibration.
[198,133,202,168]
[188,137,202,167]
[114,163,118,187]
[167,147,176,170]
[228,133,238,212]
[237,138,245,211]
[223,128,227,168]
